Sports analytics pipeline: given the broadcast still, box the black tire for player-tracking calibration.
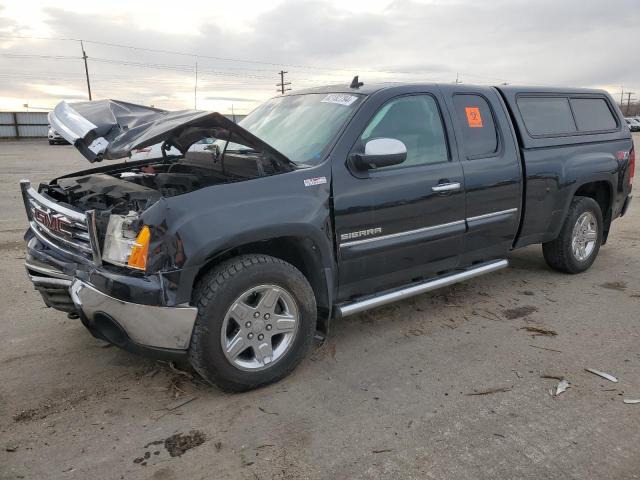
[542,196,603,274]
[48,140,54,145]
[188,254,316,392]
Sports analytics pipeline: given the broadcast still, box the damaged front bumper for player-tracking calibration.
[25,240,198,358]
[21,180,198,358]
[69,279,197,351]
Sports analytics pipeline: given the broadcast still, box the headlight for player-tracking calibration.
[102,213,151,271]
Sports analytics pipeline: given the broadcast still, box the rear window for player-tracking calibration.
[517,97,577,136]
[570,98,617,132]
[452,94,498,158]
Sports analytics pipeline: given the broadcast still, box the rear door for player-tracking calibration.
[332,88,467,300]
[442,86,522,264]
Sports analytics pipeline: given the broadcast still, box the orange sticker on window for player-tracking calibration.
[465,107,483,128]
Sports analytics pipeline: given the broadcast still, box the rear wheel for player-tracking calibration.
[189,254,316,392]
[542,196,603,273]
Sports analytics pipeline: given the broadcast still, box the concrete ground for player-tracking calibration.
[1,137,639,480]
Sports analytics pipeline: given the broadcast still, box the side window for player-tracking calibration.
[570,98,617,132]
[359,95,448,170]
[517,97,577,136]
[452,94,498,158]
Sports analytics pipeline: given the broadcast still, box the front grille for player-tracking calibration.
[20,180,101,264]
[25,260,75,312]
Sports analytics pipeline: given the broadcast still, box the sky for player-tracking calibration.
[0,0,638,114]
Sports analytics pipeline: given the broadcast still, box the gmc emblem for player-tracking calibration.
[32,207,74,237]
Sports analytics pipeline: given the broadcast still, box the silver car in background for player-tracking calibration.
[624,117,640,132]
[48,126,69,145]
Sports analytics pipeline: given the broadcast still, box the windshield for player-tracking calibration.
[218,93,364,166]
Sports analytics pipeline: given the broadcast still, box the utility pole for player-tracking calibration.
[194,56,198,109]
[276,70,291,94]
[626,92,636,115]
[620,86,624,107]
[455,72,461,84]
[80,40,92,100]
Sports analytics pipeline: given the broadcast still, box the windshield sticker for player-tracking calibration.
[321,94,359,106]
[465,107,483,128]
[304,176,327,187]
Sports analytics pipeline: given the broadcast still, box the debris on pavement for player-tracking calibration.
[549,379,570,397]
[168,362,194,378]
[502,305,538,320]
[521,326,557,337]
[164,430,206,457]
[529,345,562,353]
[372,449,394,454]
[165,394,198,412]
[473,308,502,321]
[144,440,164,449]
[623,399,640,404]
[258,406,279,415]
[599,281,627,291]
[466,386,512,396]
[143,368,160,378]
[585,368,618,383]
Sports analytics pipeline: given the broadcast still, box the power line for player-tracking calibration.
[0,33,460,78]
[0,53,79,60]
[0,36,519,83]
[0,34,363,73]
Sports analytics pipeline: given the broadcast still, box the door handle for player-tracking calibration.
[432,182,461,193]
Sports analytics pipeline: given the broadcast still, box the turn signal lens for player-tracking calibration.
[127,225,151,271]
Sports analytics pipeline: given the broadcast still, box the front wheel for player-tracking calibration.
[189,254,316,392]
[542,196,603,273]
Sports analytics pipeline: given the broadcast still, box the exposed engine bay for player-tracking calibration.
[43,149,281,216]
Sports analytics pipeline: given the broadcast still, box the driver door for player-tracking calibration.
[332,92,466,300]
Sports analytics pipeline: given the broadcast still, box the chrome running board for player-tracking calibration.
[337,259,508,317]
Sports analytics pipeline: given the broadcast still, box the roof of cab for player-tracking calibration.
[282,82,431,96]
[496,85,611,96]
[284,82,614,101]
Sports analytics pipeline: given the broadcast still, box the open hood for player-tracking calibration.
[49,99,293,167]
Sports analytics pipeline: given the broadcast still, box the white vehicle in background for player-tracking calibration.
[129,137,216,161]
[624,118,640,132]
[48,126,69,145]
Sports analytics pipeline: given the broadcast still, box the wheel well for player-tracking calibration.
[193,237,331,335]
[574,181,612,241]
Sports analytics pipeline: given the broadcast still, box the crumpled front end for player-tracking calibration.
[20,180,197,357]
[48,98,293,167]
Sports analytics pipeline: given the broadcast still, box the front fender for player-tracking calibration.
[142,165,334,304]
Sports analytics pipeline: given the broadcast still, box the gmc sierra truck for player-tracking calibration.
[20,81,634,391]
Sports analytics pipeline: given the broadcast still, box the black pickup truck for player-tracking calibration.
[21,81,634,391]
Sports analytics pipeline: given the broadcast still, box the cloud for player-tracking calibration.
[0,0,639,112]
[204,96,261,102]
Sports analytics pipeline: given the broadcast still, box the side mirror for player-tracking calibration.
[351,138,407,170]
